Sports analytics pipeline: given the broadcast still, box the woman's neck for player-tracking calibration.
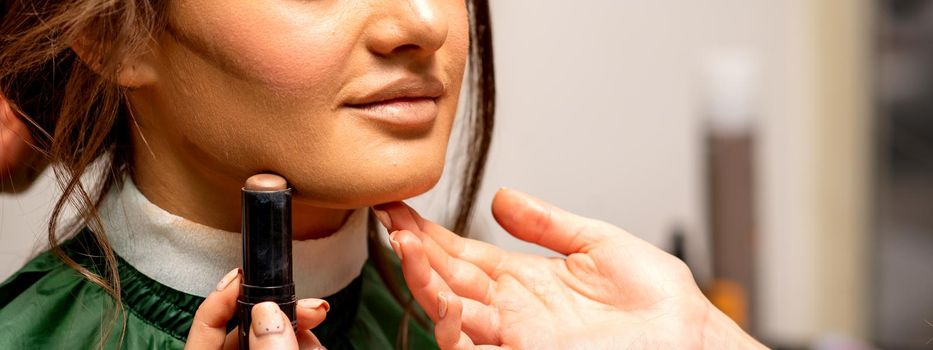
[131,147,352,240]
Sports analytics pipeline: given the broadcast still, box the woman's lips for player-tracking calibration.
[345,97,439,129]
[342,77,444,130]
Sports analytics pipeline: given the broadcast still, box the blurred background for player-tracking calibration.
[1,0,931,349]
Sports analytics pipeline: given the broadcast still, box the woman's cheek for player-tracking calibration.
[172,3,352,94]
[211,38,349,95]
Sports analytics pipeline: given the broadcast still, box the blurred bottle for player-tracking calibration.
[699,50,760,332]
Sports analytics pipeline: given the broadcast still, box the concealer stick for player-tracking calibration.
[238,174,296,349]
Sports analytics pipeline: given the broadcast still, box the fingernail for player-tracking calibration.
[298,298,330,312]
[252,302,286,336]
[215,268,239,291]
[373,207,392,229]
[311,347,327,350]
[389,231,403,260]
[437,291,448,319]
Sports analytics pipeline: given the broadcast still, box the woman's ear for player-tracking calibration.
[115,57,159,88]
[70,37,159,88]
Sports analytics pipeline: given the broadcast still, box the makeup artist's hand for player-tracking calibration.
[184,268,330,350]
[373,189,766,350]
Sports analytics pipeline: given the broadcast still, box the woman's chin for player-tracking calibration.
[288,168,443,209]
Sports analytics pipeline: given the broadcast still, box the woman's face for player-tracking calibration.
[131,0,469,208]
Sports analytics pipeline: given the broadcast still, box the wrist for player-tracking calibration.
[702,302,769,350]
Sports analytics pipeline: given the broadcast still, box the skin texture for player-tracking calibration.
[121,0,469,239]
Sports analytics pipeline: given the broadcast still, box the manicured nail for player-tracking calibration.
[252,302,286,336]
[298,298,330,312]
[437,291,448,319]
[372,208,392,229]
[389,231,403,260]
[215,268,239,291]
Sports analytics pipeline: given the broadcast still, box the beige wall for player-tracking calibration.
[812,0,872,339]
[756,0,872,343]
[0,173,59,279]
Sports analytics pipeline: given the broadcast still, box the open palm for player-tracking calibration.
[374,189,762,349]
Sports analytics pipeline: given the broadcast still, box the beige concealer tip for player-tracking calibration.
[245,173,288,191]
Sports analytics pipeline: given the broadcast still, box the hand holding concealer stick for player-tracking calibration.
[238,174,297,349]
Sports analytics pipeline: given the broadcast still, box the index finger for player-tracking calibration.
[491,188,615,255]
[373,203,507,277]
[185,268,241,350]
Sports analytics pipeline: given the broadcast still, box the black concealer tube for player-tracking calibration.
[238,174,297,349]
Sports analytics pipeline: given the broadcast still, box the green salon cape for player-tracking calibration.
[0,229,438,349]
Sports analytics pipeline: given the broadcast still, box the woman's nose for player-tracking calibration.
[365,0,449,60]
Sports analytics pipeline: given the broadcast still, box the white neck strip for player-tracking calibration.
[100,179,369,298]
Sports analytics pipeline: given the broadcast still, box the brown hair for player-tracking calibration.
[0,0,495,347]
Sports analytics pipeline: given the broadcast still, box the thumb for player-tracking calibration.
[249,302,299,350]
[491,188,611,255]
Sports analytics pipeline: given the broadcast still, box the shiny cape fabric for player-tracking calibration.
[0,229,438,349]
